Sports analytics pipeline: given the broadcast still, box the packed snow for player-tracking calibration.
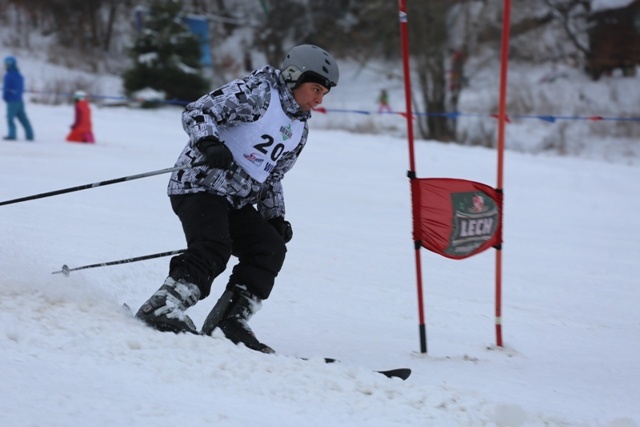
[1,49,639,426]
[591,0,636,13]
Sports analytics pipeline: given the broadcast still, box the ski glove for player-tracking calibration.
[197,137,233,169]
[268,217,293,244]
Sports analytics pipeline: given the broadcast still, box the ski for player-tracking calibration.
[378,367,412,381]
[122,302,134,315]
[122,303,411,380]
[317,358,411,380]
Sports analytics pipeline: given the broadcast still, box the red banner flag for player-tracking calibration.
[413,178,502,260]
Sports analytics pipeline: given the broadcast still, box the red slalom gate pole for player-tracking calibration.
[398,0,427,353]
[494,0,512,347]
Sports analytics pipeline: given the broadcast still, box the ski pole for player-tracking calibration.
[52,249,186,276]
[0,161,205,207]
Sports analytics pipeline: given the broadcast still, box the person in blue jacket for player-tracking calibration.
[3,56,34,141]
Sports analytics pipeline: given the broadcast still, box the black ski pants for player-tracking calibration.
[168,193,286,300]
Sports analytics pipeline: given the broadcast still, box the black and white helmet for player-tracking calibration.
[281,44,339,91]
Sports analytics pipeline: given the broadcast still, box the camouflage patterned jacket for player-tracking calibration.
[167,66,311,220]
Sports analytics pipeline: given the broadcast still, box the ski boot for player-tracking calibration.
[136,276,201,334]
[202,284,274,354]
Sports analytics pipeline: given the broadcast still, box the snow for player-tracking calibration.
[1,59,640,426]
[591,0,636,13]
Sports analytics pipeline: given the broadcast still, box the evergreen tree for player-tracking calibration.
[122,0,210,104]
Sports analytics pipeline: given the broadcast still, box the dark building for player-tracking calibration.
[586,0,640,80]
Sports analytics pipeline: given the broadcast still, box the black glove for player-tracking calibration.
[268,217,293,243]
[197,137,233,169]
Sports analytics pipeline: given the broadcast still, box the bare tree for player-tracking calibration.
[542,0,591,55]
[407,1,456,141]
[253,0,309,66]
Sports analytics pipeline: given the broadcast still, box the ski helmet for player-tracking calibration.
[281,44,339,91]
[4,56,16,67]
[73,90,87,100]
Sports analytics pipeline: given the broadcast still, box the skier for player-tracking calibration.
[2,56,34,141]
[377,88,392,113]
[66,90,95,143]
[136,44,339,354]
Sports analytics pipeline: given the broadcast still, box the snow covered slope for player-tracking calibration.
[0,101,638,426]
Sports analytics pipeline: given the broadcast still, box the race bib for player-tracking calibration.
[218,86,304,183]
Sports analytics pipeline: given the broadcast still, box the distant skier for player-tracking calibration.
[377,88,392,113]
[66,90,95,143]
[136,44,340,354]
[2,56,34,141]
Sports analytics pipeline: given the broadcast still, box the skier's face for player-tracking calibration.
[293,82,328,112]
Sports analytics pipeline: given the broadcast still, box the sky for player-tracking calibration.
[2,25,640,427]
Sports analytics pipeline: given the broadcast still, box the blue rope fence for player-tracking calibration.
[23,89,640,123]
[312,107,640,123]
